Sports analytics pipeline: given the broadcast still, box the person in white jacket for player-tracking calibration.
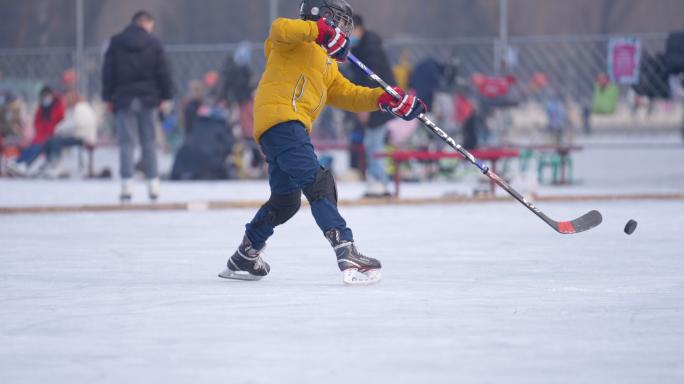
[38,91,97,177]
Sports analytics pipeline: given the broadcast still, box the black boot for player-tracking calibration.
[219,235,270,281]
[325,228,382,286]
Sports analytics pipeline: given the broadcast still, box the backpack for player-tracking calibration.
[478,75,521,108]
[632,52,670,99]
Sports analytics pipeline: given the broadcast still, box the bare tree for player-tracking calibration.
[600,0,637,34]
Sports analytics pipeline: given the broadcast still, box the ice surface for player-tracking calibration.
[1,200,683,383]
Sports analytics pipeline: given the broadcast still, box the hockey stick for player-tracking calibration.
[347,53,602,234]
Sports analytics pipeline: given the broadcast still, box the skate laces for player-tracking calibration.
[240,250,266,271]
[336,242,375,262]
[237,243,267,271]
[253,254,265,270]
[247,248,266,271]
[352,244,377,262]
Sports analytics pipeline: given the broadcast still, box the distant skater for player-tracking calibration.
[102,10,173,202]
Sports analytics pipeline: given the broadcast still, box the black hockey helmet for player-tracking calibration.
[299,0,354,35]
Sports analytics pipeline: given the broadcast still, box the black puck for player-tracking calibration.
[624,219,637,235]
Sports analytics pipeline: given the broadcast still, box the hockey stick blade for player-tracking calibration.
[552,210,603,234]
[490,169,603,234]
[346,53,603,235]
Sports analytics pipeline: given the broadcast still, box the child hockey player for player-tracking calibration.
[219,0,426,286]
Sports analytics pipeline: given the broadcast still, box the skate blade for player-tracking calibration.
[218,268,264,281]
[343,269,381,286]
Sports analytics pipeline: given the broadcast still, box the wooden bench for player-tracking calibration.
[1,141,97,178]
[374,149,520,197]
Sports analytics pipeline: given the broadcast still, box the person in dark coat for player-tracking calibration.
[665,31,684,138]
[462,108,490,150]
[171,105,236,180]
[215,42,256,106]
[409,57,442,112]
[102,10,173,202]
[666,31,684,76]
[183,80,204,135]
[347,14,397,196]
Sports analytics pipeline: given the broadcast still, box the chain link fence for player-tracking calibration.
[0,48,75,103]
[383,34,681,138]
[82,43,269,106]
[0,33,681,142]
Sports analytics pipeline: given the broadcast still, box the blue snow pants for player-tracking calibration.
[245,121,353,250]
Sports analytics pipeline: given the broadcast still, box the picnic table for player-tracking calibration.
[482,144,583,185]
[374,149,520,197]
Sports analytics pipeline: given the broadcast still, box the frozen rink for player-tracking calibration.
[2,200,684,383]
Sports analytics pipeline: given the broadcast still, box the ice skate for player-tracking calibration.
[148,177,160,201]
[37,160,63,179]
[120,178,133,203]
[363,177,391,198]
[6,160,28,177]
[219,235,270,281]
[325,228,382,286]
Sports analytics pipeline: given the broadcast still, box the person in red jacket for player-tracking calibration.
[7,86,65,176]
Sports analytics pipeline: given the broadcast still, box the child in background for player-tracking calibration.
[7,86,65,176]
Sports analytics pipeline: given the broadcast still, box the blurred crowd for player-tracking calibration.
[1,75,97,179]
[1,10,683,200]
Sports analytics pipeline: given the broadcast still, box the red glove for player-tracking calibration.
[378,87,427,121]
[315,18,350,62]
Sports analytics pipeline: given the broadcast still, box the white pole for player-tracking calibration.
[500,0,508,48]
[270,0,279,24]
[76,0,85,95]
[498,0,508,74]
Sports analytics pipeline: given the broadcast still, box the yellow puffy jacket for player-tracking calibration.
[253,18,385,143]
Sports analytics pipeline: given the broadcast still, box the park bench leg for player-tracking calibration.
[78,147,84,173]
[560,153,567,184]
[88,147,94,178]
[359,146,366,181]
[490,160,497,194]
[394,160,402,198]
[560,151,568,185]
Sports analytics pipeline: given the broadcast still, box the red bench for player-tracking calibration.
[374,149,520,197]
